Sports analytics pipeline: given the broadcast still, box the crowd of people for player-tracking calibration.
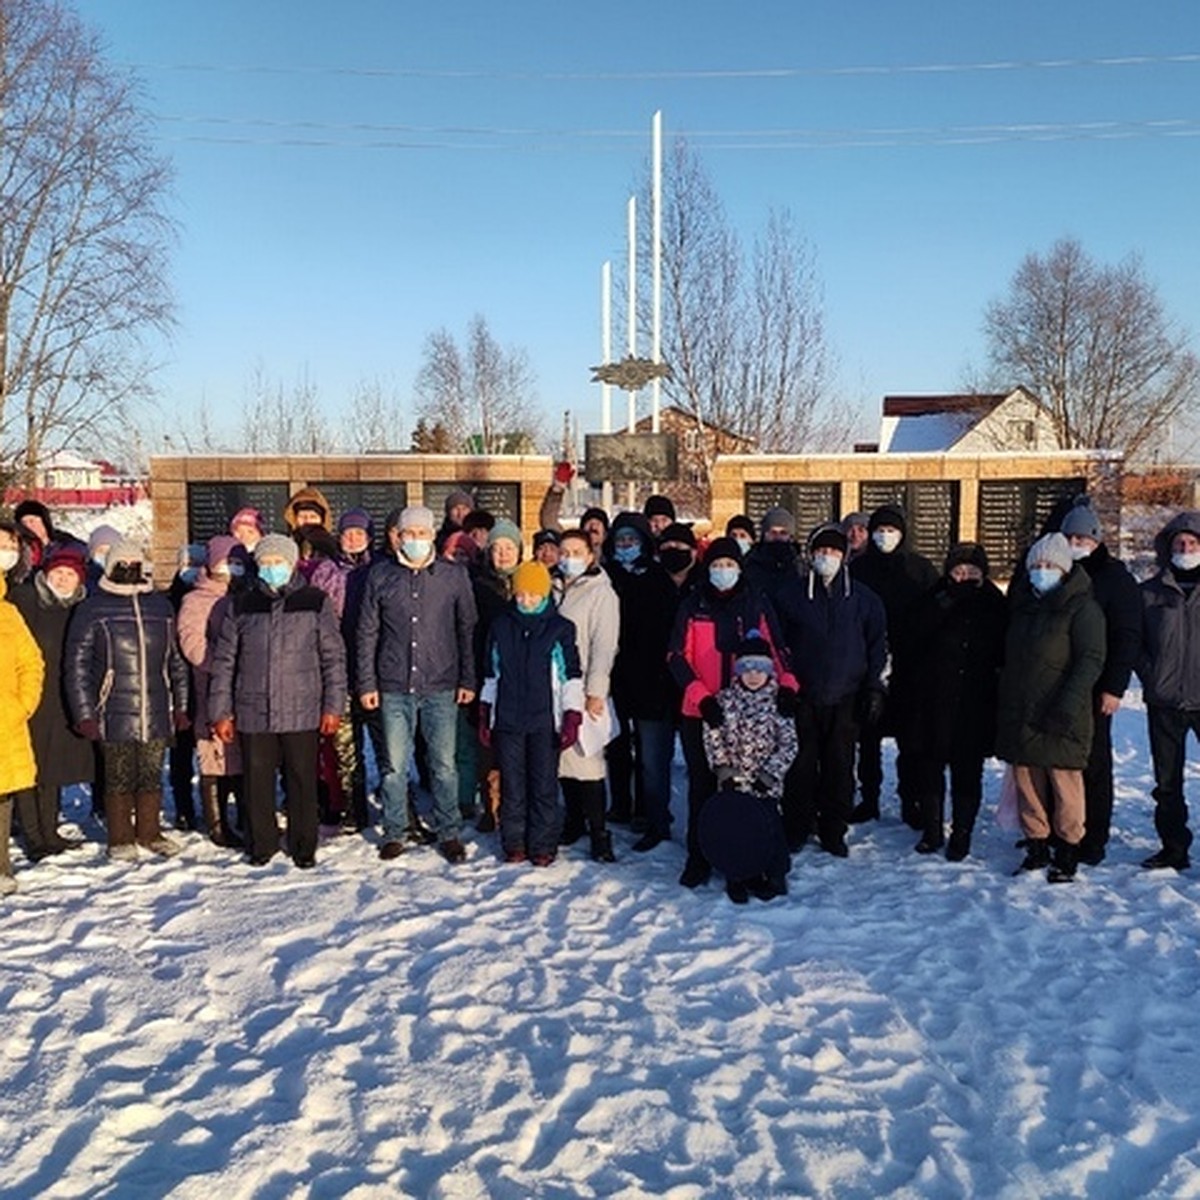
[1,481,1199,903]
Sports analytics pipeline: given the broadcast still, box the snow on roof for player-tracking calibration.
[40,450,102,471]
[881,409,986,452]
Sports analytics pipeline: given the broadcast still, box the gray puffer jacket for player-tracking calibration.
[209,577,347,734]
[1137,510,1200,711]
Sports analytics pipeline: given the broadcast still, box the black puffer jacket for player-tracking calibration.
[996,566,1106,769]
[8,576,95,786]
[908,576,1008,761]
[1076,542,1142,699]
[64,581,189,743]
[1137,510,1200,711]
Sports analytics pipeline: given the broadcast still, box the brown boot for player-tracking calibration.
[105,791,138,860]
[201,776,244,848]
[135,790,181,857]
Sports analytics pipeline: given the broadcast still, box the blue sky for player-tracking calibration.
[73,0,1200,449]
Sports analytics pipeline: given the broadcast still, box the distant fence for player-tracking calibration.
[4,485,147,509]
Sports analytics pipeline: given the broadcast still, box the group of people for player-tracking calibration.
[1,481,1199,903]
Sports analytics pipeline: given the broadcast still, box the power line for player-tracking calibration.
[126,51,1200,83]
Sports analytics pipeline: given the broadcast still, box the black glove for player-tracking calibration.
[775,685,799,718]
[751,774,773,795]
[857,688,885,729]
[699,695,724,729]
[1037,708,1073,736]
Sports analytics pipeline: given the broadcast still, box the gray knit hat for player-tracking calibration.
[397,505,435,532]
[254,533,299,569]
[761,507,796,538]
[104,539,144,575]
[1059,496,1102,542]
[1025,532,1073,575]
[488,518,522,548]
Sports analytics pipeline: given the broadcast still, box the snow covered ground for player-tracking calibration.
[2,690,1199,1199]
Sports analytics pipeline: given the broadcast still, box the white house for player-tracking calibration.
[36,450,103,490]
[879,387,1060,454]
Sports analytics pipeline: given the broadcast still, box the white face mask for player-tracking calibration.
[1068,544,1092,561]
[1172,551,1200,573]
[0,548,19,572]
[812,552,842,580]
[872,529,902,554]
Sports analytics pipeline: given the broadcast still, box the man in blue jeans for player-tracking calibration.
[357,505,478,864]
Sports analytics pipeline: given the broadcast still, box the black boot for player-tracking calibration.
[201,776,243,848]
[848,797,879,824]
[1048,841,1079,884]
[590,830,616,863]
[946,829,971,862]
[1013,837,1050,875]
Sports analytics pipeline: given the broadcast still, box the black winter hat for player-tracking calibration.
[581,506,611,531]
[658,521,696,548]
[725,514,756,540]
[643,494,676,521]
[944,541,990,577]
[733,630,776,676]
[868,504,907,537]
[808,523,848,554]
[532,528,560,550]
[704,536,743,566]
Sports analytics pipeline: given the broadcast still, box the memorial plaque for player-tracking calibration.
[743,483,840,539]
[585,433,679,484]
[859,480,959,564]
[187,482,290,543]
[311,481,407,534]
[978,477,1085,576]
[424,481,521,524]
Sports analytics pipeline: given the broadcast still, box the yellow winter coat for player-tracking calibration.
[0,575,45,795]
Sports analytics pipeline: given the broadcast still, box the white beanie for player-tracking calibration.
[1025,532,1073,575]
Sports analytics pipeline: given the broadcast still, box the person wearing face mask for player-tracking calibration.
[668,537,798,888]
[357,506,478,865]
[479,560,584,867]
[7,546,92,863]
[1056,496,1142,866]
[906,542,1008,861]
[848,503,939,828]
[176,536,246,848]
[996,532,1104,882]
[209,534,347,869]
[604,512,681,848]
[555,529,620,862]
[724,515,757,560]
[310,509,382,832]
[775,523,887,857]
[743,507,801,609]
[1136,511,1200,871]
[65,540,191,862]
[0,521,25,583]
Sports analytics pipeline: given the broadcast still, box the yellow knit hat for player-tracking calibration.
[512,560,552,598]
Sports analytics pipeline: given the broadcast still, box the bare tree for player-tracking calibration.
[983,237,1199,462]
[238,365,336,454]
[414,314,541,454]
[634,140,841,487]
[0,0,175,488]
[344,377,406,453]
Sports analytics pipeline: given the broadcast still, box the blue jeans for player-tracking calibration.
[379,691,461,842]
[635,717,676,837]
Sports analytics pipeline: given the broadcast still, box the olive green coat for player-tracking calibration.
[995,566,1106,770]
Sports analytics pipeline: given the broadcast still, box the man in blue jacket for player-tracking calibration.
[357,505,478,864]
[776,524,887,856]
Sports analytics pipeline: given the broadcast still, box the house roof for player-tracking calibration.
[635,405,755,447]
[40,450,102,472]
[879,387,1043,453]
[882,393,1008,418]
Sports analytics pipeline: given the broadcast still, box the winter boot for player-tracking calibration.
[104,791,137,856]
[1048,841,1079,884]
[848,796,879,824]
[1012,837,1050,875]
[559,781,586,845]
[590,830,616,863]
[135,791,181,857]
[946,829,972,862]
[201,776,243,848]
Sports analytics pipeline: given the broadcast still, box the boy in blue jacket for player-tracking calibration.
[480,561,584,866]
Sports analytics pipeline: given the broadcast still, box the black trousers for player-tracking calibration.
[241,729,320,862]
[169,726,197,821]
[784,697,857,846]
[1080,709,1114,853]
[496,727,560,857]
[680,716,716,863]
[911,749,984,840]
[1147,705,1200,855]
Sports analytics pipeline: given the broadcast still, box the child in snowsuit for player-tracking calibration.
[701,632,797,903]
[480,560,585,866]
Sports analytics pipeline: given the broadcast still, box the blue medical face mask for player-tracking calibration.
[1028,567,1063,595]
[709,565,740,592]
[258,562,292,590]
[612,542,641,565]
[400,538,432,563]
[560,556,587,579]
[179,566,200,585]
